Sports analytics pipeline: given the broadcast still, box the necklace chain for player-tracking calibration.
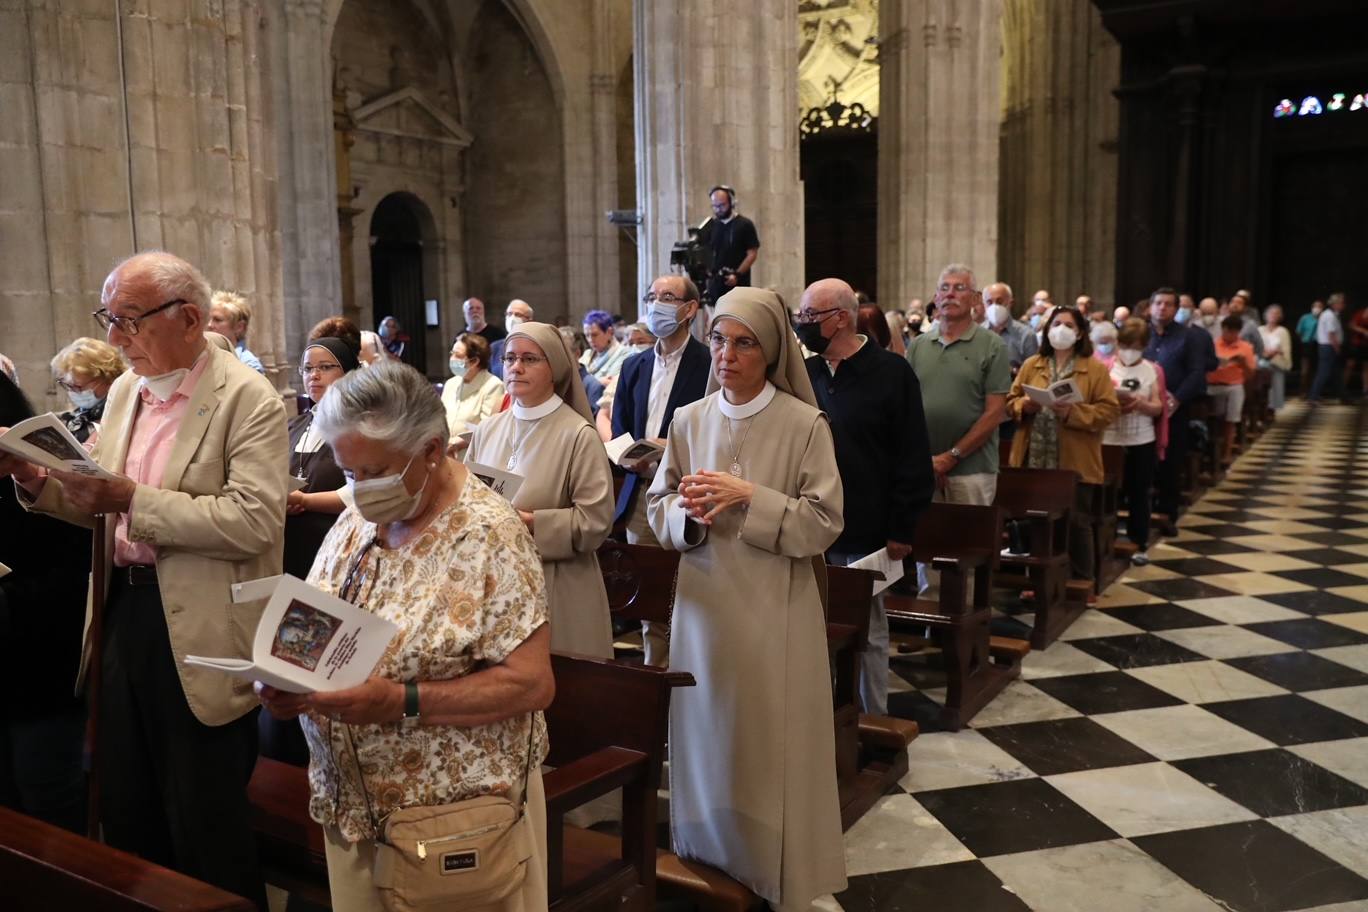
[507,418,537,471]
[724,416,753,477]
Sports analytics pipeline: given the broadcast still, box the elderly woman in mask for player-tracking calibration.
[258,361,554,912]
[465,323,615,658]
[50,337,126,444]
[646,287,846,911]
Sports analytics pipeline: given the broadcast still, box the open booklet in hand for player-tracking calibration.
[604,433,664,469]
[1022,378,1081,407]
[184,574,399,694]
[0,413,114,479]
[465,461,524,501]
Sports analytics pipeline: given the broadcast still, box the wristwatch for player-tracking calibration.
[403,682,421,720]
[949,446,963,461]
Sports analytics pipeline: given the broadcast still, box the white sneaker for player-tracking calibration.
[1132,551,1150,566]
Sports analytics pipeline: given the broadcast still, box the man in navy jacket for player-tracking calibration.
[610,274,711,666]
[1145,286,1214,526]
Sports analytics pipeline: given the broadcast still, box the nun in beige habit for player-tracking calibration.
[466,322,615,658]
[646,288,847,909]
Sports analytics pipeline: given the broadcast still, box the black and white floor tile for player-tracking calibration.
[833,402,1368,912]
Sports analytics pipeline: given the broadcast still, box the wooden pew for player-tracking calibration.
[546,654,695,911]
[883,502,1027,730]
[0,805,253,911]
[247,655,694,911]
[825,563,919,829]
[994,467,1086,648]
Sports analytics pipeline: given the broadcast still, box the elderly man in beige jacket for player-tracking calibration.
[0,251,287,907]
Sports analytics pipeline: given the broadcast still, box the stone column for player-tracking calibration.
[635,0,804,306]
[119,0,286,387]
[878,0,1002,308]
[0,0,288,396]
[587,0,623,317]
[272,0,343,357]
[997,0,1118,310]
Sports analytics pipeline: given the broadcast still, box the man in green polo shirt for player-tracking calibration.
[907,263,1011,506]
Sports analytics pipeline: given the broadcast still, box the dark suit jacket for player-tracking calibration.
[610,336,711,523]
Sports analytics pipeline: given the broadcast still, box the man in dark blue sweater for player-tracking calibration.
[1144,287,1214,527]
[799,278,935,715]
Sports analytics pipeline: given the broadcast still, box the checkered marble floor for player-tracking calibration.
[831,401,1368,912]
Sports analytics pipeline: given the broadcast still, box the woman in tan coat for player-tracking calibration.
[1006,304,1119,596]
[466,322,615,658]
[647,287,846,910]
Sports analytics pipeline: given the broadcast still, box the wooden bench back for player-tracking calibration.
[0,806,253,912]
[545,653,694,768]
[995,467,1078,517]
[596,540,679,627]
[908,501,1004,567]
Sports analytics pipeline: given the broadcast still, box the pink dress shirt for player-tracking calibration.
[114,355,210,567]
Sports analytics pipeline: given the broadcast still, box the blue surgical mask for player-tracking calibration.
[1174,307,1192,325]
[449,358,467,379]
[1028,313,1042,330]
[69,389,101,411]
[646,301,684,339]
[1096,342,1116,356]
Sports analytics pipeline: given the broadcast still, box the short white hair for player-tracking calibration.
[105,250,212,317]
[938,263,976,288]
[313,360,447,456]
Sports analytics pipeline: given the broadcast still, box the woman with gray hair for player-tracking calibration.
[1260,304,1292,410]
[257,360,555,912]
[465,322,615,658]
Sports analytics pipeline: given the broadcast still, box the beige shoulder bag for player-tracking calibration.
[346,718,537,912]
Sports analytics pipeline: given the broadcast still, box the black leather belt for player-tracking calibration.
[124,564,158,587]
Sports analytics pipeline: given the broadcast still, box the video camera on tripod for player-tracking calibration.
[670,219,716,302]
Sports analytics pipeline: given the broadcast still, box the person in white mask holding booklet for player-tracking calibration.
[1104,319,1165,566]
[1006,304,1119,599]
[465,322,615,658]
[0,251,287,908]
[258,360,555,912]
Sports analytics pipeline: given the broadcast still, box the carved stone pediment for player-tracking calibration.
[351,86,474,149]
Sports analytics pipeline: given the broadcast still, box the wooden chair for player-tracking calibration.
[824,563,919,829]
[0,805,253,911]
[247,655,694,912]
[994,467,1085,648]
[883,502,1027,730]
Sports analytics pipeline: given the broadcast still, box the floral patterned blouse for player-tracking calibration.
[300,474,550,841]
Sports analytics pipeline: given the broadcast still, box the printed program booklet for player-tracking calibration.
[184,574,399,693]
[604,433,664,468]
[0,413,114,478]
[465,461,524,501]
[1022,379,1081,407]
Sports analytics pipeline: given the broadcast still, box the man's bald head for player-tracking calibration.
[801,278,858,317]
[103,250,212,316]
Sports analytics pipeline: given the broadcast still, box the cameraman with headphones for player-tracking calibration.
[703,185,760,306]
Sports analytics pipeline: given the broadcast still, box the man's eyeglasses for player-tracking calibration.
[298,363,343,378]
[937,283,974,294]
[794,306,840,325]
[502,353,547,368]
[642,291,692,305]
[92,298,188,335]
[707,332,761,354]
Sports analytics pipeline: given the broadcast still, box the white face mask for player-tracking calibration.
[347,452,431,524]
[986,303,1011,328]
[69,389,101,411]
[143,368,189,402]
[1118,348,1144,366]
[1047,324,1079,351]
[505,315,526,335]
[630,343,652,354]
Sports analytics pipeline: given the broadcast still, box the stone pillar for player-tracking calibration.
[635,0,804,306]
[587,0,623,317]
[120,0,287,388]
[878,0,1002,308]
[997,0,1118,310]
[0,0,288,397]
[272,0,343,357]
